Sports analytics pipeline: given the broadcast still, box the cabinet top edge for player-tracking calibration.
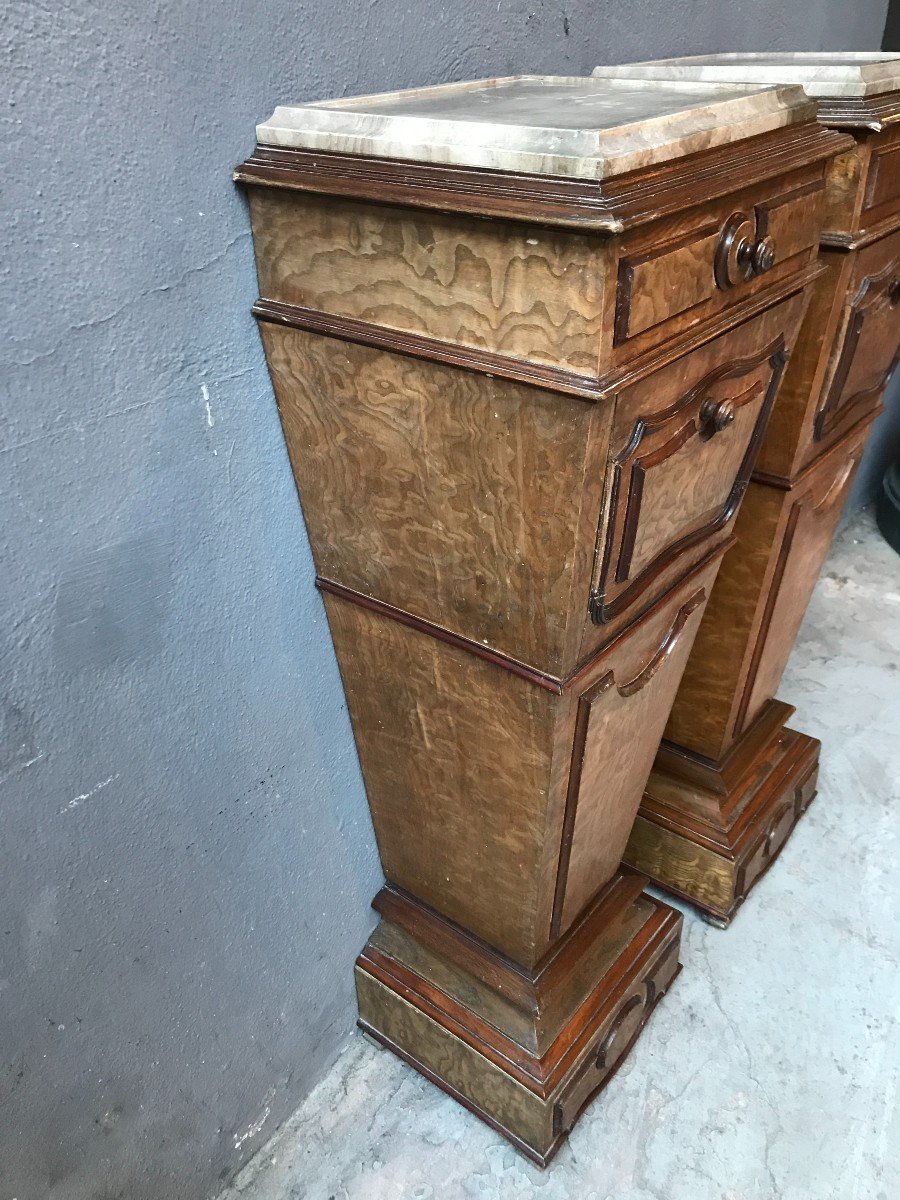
[252,75,816,182]
[591,54,900,103]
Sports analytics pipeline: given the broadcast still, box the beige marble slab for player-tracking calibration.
[592,53,900,99]
[256,75,813,181]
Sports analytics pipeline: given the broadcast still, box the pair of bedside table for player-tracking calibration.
[234,55,899,1164]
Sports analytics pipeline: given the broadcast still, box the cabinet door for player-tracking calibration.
[590,296,806,623]
[553,561,718,935]
[734,418,872,737]
[814,229,900,446]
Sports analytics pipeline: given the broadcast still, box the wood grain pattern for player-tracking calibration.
[554,580,712,934]
[250,188,610,373]
[262,323,609,677]
[814,231,900,443]
[355,892,681,1165]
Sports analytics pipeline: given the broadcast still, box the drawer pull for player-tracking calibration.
[715,213,776,290]
[699,397,736,438]
[751,235,776,277]
[889,278,900,306]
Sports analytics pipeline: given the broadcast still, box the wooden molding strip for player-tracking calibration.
[816,93,900,132]
[616,589,706,698]
[316,576,566,693]
[255,263,822,412]
[318,538,730,702]
[253,299,601,402]
[235,124,850,233]
[820,210,900,251]
[750,403,882,490]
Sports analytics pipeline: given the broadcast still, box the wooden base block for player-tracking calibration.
[355,874,682,1166]
[625,700,820,925]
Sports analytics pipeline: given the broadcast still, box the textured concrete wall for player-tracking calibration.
[2,2,891,1198]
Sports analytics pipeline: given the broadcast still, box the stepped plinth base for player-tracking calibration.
[625,700,819,925]
[355,873,682,1165]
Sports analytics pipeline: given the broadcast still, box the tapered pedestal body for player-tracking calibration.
[237,75,843,1160]
[593,54,900,923]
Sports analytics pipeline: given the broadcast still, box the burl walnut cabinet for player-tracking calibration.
[235,76,844,1162]
[593,54,900,925]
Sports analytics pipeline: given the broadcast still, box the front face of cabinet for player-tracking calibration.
[814,228,900,446]
[588,294,805,630]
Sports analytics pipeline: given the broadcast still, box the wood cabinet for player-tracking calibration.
[236,75,842,1161]
[593,54,900,923]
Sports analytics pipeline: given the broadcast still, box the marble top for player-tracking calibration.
[592,53,900,99]
[256,75,814,180]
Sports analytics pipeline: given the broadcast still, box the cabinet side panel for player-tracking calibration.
[262,325,598,675]
[323,595,557,966]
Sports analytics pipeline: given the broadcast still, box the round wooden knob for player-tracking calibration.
[700,398,736,437]
[715,214,756,290]
[751,236,776,275]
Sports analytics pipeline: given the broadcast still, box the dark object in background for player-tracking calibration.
[876,461,900,554]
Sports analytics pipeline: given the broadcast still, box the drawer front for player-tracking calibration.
[814,229,900,447]
[613,177,822,353]
[555,562,719,933]
[592,295,806,622]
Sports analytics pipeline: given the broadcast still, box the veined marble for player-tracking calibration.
[592,52,900,100]
[256,75,813,181]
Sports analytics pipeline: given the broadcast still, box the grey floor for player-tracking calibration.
[220,509,899,1200]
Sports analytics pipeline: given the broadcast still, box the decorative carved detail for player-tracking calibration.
[616,589,706,698]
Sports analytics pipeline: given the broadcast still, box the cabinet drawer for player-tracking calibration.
[591,293,806,623]
[814,228,900,447]
[613,178,822,352]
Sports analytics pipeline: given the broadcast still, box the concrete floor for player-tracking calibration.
[220,509,899,1200]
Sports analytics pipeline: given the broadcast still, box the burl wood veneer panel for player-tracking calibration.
[249,188,611,373]
[663,414,875,762]
[757,226,900,477]
[324,558,719,967]
[263,324,610,677]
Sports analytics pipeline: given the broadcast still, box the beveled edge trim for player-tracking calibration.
[820,209,900,250]
[817,92,900,132]
[253,298,602,401]
[318,534,732,700]
[234,123,849,233]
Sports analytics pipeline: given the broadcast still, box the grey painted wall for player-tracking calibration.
[2,2,892,1198]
